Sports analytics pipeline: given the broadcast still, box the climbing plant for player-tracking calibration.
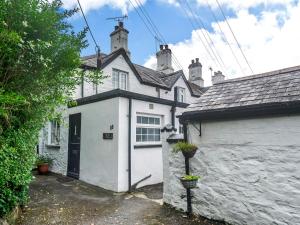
[0,0,103,217]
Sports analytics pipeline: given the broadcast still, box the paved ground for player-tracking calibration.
[17,173,225,225]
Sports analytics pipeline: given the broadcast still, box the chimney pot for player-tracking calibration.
[119,21,123,27]
[114,26,118,30]
[196,58,199,62]
[160,45,163,50]
[165,44,168,49]
[192,59,195,64]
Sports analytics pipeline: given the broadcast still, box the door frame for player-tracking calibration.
[67,113,81,179]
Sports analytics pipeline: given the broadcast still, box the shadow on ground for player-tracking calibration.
[17,173,225,225]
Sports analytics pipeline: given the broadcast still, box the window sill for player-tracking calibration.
[45,144,60,149]
[134,144,162,149]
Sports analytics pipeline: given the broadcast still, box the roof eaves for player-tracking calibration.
[179,100,300,122]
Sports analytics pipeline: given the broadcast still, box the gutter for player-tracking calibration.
[179,101,300,123]
[70,89,189,108]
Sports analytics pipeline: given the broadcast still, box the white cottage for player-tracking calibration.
[38,22,207,192]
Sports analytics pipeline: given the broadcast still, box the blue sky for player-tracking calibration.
[65,0,300,84]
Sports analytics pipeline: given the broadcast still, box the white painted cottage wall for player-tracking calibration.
[74,55,157,99]
[117,98,179,191]
[163,114,300,225]
[159,76,194,103]
[117,97,130,192]
[68,98,120,191]
[74,55,197,104]
[131,99,171,188]
[38,110,69,175]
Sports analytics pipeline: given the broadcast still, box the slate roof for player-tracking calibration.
[181,65,300,120]
[80,48,205,97]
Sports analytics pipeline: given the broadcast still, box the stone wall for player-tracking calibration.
[162,115,300,225]
[38,111,69,175]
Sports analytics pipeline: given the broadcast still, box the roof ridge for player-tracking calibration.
[217,65,300,85]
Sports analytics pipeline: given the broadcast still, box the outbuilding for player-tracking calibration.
[164,65,300,225]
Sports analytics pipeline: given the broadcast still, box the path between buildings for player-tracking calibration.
[17,173,224,225]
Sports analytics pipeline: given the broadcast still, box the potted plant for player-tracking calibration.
[180,175,200,189]
[36,155,53,175]
[173,141,198,158]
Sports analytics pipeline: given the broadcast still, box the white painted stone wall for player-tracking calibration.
[162,115,300,225]
[38,109,69,175]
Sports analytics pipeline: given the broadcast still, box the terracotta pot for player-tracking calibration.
[37,163,49,175]
[180,178,198,189]
[181,149,197,158]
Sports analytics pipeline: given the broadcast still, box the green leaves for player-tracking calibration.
[172,142,198,153]
[0,0,104,217]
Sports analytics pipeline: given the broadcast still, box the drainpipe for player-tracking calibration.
[172,87,178,127]
[128,98,132,192]
[183,121,192,216]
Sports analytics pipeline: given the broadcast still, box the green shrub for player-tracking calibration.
[181,175,200,181]
[172,141,198,153]
[0,0,103,217]
[36,155,53,166]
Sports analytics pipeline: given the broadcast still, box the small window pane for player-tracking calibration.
[50,121,60,145]
[136,135,141,142]
[155,128,160,135]
[136,128,142,134]
[154,135,160,141]
[142,135,147,142]
[148,135,154,142]
[142,117,148,124]
[149,117,155,124]
[148,128,154,134]
[137,116,142,124]
[155,118,160,125]
[142,128,148,134]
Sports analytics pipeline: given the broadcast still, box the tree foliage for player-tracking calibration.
[0,0,103,217]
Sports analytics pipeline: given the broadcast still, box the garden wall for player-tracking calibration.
[162,115,300,225]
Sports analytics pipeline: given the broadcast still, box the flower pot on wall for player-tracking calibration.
[37,163,49,175]
[182,149,197,158]
[180,177,198,189]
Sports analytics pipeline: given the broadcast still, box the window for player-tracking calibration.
[136,115,161,143]
[177,87,186,103]
[112,69,128,90]
[48,121,60,145]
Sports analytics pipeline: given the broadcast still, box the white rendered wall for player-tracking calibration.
[117,98,187,191]
[74,55,199,104]
[160,76,195,104]
[163,114,300,225]
[68,98,120,191]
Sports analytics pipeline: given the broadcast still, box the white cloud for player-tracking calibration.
[62,0,146,14]
[145,1,300,86]
[163,0,296,11]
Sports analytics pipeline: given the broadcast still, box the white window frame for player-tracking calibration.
[177,87,186,103]
[48,120,60,146]
[136,114,162,144]
[112,69,128,90]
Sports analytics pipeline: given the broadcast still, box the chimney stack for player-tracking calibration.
[156,45,174,74]
[110,21,130,57]
[188,58,204,87]
[212,71,225,84]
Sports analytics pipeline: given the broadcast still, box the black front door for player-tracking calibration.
[67,113,81,179]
